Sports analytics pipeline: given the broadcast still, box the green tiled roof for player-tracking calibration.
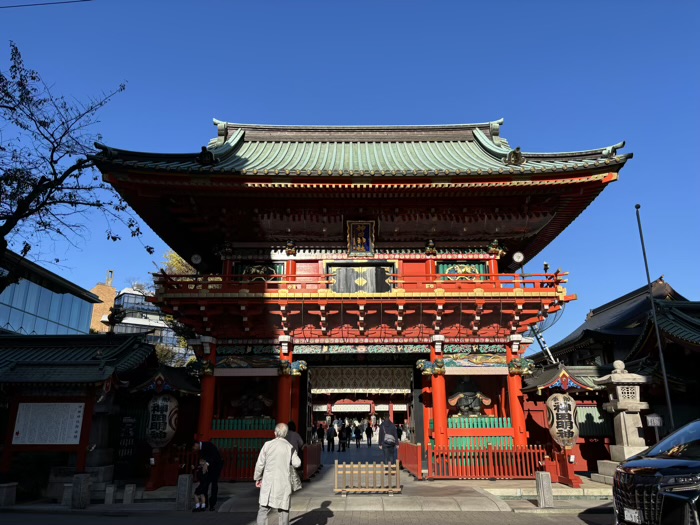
[624,301,700,361]
[92,119,631,177]
[0,334,154,384]
[656,303,700,346]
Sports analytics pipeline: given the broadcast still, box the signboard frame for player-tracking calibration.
[12,402,85,445]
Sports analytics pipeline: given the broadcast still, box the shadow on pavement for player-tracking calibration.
[290,500,333,525]
[577,500,615,525]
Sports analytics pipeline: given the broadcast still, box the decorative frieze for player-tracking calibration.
[311,367,412,394]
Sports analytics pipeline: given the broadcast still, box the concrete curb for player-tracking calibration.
[508,500,614,515]
[472,487,513,512]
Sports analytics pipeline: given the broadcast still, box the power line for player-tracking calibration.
[0,0,93,9]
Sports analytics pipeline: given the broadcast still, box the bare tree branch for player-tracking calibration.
[0,42,152,292]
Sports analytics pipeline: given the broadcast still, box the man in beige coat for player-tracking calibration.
[254,422,301,525]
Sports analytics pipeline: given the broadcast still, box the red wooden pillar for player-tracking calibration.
[422,376,432,452]
[506,338,527,447]
[76,391,96,472]
[277,336,293,424]
[431,336,449,448]
[222,258,233,275]
[388,402,394,422]
[0,395,19,474]
[499,381,507,420]
[290,376,301,426]
[197,340,217,441]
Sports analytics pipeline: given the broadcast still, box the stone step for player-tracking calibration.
[591,473,614,486]
[597,460,620,478]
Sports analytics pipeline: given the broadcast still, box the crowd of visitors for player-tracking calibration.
[312,415,404,455]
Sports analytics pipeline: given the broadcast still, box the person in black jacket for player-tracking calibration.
[378,416,399,464]
[326,425,336,452]
[192,440,223,511]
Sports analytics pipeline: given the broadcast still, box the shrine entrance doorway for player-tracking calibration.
[306,364,415,447]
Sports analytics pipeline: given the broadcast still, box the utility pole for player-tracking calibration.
[635,204,674,431]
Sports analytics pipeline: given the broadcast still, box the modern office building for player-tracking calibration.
[110,286,182,349]
[0,250,99,335]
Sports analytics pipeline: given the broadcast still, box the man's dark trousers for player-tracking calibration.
[199,441,223,510]
[382,444,396,464]
[207,461,222,509]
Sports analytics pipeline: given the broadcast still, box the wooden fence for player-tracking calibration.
[427,445,546,480]
[398,442,423,480]
[334,461,401,495]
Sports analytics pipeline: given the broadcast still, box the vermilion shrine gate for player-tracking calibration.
[94,119,631,480]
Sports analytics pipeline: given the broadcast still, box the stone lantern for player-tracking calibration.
[594,360,651,462]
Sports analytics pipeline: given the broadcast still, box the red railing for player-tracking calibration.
[146,447,262,489]
[146,448,197,491]
[153,272,567,296]
[302,443,322,480]
[147,444,321,488]
[427,445,546,480]
[398,442,423,480]
[221,448,258,481]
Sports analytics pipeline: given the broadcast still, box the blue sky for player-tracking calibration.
[2,0,698,348]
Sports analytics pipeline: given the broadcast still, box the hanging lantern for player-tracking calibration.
[546,393,579,449]
[146,394,178,448]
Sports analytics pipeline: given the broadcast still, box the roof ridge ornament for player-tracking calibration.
[601,140,625,158]
[94,142,116,160]
[196,146,218,166]
[210,118,229,147]
[489,118,504,146]
[504,147,525,166]
[488,239,506,257]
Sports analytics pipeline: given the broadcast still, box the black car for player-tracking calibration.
[614,418,700,525]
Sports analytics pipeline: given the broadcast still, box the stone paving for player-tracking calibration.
[1,441,614,520]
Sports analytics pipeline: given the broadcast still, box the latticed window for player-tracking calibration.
[619,386,638,400]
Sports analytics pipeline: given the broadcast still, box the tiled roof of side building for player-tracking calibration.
[656,302,700,346]
[625,301,700,360]
[0,334,154,384]
[548,278,685,353]
[91,119,632,177]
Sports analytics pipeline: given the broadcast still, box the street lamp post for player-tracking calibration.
[635,204,675,431]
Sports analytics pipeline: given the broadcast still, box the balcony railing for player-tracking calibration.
[153,272,567,297]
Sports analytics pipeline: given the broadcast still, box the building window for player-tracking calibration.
[327,263,394,294]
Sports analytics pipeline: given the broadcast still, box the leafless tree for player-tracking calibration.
[0,42,152,292]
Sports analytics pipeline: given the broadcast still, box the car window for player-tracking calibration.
[646,420,700,460]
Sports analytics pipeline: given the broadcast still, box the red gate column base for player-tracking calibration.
[545,449,583,488]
